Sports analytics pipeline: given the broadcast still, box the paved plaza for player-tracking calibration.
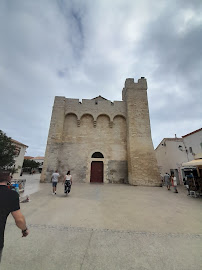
[1,174,202,270]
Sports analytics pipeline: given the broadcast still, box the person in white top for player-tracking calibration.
[63,171,72,195]
[171,172,178,193]
[51,170,60,195]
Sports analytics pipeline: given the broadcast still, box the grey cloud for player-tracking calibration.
[131,2,202,146]
[0,0,201,155]
[57,0,86,60]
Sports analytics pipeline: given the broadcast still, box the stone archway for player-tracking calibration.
[91,152,104,158]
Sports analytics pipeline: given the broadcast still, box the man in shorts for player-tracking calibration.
[0,171,29,263]
[51,170,60,195]
[164,172,171,190]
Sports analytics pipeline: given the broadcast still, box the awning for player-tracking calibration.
[182,159,202,167]
[194,153,202,159]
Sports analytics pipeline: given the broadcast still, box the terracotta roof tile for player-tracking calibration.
[182,128,202,138]
[11,139,28,148]
[24,156,34,160]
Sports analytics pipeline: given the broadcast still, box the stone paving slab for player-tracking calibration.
[2,224,202,270]
[1,180,202,270]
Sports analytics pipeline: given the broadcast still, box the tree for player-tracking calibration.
[0,130,16,170]
[23,159,40,170]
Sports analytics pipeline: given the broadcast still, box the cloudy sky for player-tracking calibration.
[0,0,201,156]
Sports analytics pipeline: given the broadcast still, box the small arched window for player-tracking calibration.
[91,152,104,158]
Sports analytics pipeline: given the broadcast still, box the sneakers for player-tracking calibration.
[55,192,56,195]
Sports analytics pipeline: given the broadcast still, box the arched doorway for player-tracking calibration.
[91,152,104,158]
[90,152,104,183]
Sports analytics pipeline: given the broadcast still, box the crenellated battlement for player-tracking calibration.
[122,77,147,101]
[124,77,147,89]
[53,96,126,122]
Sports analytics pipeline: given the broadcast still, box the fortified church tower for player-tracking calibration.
[41,77,161,186]
[123,78,160,185]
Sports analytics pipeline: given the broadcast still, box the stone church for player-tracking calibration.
[41,77,161,186]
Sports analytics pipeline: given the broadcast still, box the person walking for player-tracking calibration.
[51,170,60,195]
[171,172,178,193]
[0,172,29,263]
[164,173,171,190]
[63,171,72,195]
[160,174,164,187]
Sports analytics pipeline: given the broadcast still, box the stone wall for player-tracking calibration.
[107,160,128,184]
[40,97,66,182]
[123,78,161,186]
[64,97,126,122]
[41,78,161,186]
[41,97,127,182]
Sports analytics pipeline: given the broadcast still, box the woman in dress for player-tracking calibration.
[171,172,178,193]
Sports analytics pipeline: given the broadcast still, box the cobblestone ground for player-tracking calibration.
[1,175,202,270]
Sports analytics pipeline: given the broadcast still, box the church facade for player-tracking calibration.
[41,77,161,186]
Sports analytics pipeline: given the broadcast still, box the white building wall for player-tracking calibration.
[155,139,189,183]
[183,130,202,160]
[13,145,27,179]
[155,129,202,184]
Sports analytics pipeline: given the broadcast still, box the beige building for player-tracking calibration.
[41,77,161,186]
[155,128,202,184]
[11,139,28,179]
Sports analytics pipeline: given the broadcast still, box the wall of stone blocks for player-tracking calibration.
[64,97,126,122]
[41,100,127,182]
[107,160,128,184]
[59,113,127,182]
[40,97,66,182]
[41,78,161,186]
[123,78,161,186]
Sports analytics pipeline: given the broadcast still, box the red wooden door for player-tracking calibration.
[90,161,103,183]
